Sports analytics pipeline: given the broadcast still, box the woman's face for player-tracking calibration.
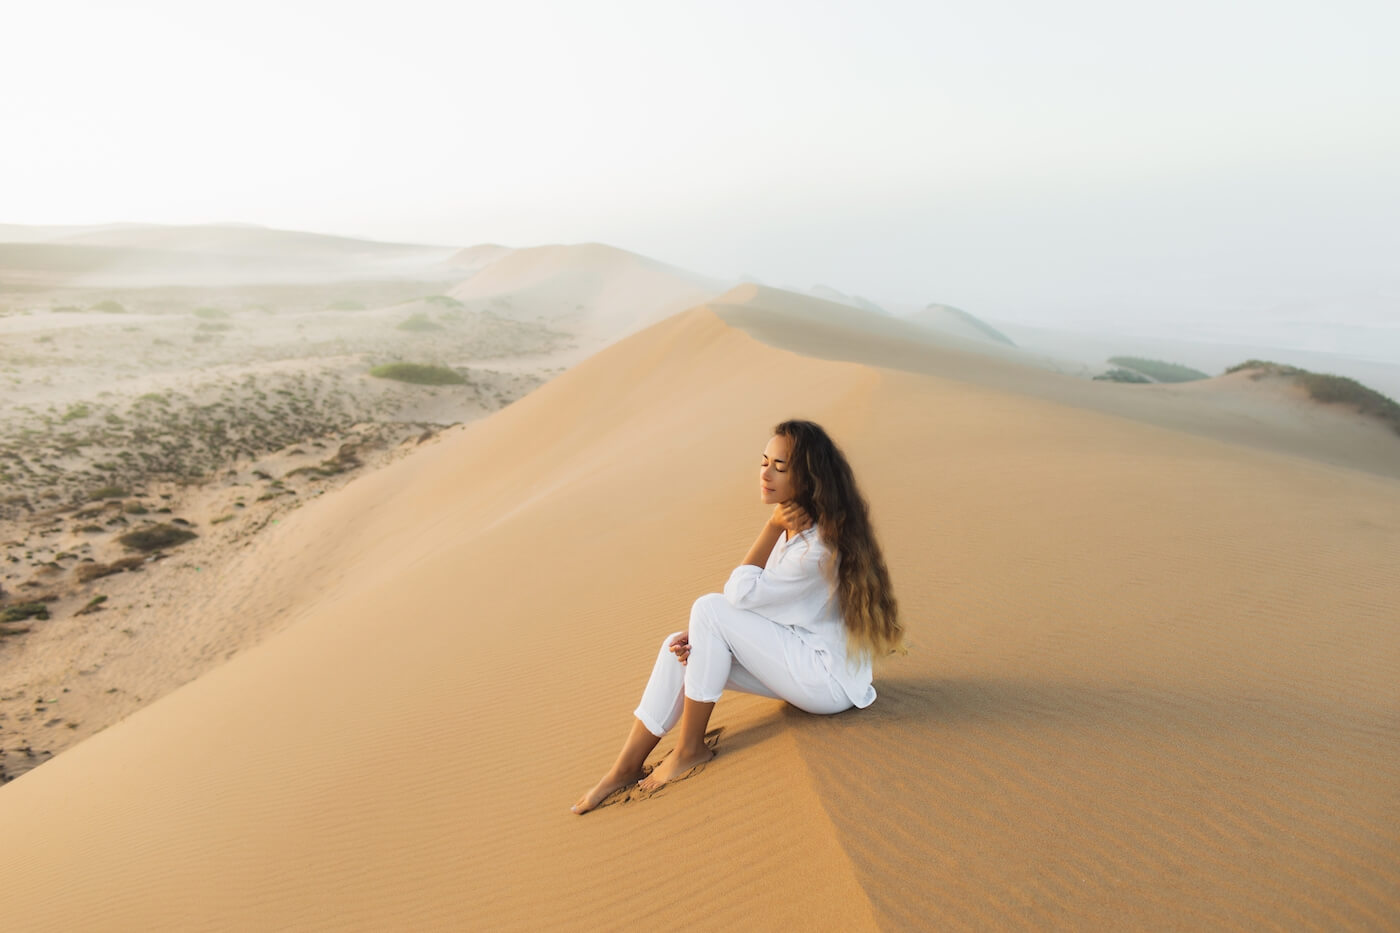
[759,434,797,505]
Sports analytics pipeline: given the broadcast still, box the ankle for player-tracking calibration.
[608,762,644,780]
[675,741,710,759]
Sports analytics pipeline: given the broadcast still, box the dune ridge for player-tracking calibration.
[448,242,727,340]
[711,283,1400,481]
[0,303,1396,930]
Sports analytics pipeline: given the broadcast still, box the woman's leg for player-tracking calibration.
[570,718,660,814]
[573,631,687,814]
[638,594,850,790]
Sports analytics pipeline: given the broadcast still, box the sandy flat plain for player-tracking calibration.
[0,232,1397,930]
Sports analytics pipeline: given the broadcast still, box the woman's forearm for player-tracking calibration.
[741,520,784,569]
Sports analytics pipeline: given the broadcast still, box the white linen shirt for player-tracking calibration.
[722,526,876,708]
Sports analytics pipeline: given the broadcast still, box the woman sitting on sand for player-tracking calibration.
[572,419,902,814]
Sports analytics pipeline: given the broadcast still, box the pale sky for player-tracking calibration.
[3,0,1397,331]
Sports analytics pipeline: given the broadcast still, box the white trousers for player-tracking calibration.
[633,592,853,737]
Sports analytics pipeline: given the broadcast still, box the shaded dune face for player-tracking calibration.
[0,302,1396,931]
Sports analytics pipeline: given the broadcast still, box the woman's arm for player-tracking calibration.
[740,501,812,568]
[740,521,784,569]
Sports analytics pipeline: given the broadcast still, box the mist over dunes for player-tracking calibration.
[0,223,460,287]
[0,222,1397,929]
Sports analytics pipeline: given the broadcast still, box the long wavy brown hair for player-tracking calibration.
[773,419,903,662]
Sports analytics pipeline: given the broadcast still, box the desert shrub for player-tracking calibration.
[117,524,197,552]
[424,295,465,308]
[1106,356,1209,382]
[123,501,148,514]
[61,403,90,422]
[1093,368,1152,384]
[75,594,108,615]
[197,321,233,332]
[91,300,126,313]
[286,443,361,479]
[368,363,466,385]
[2,602,49,623]
[74,556,146,582]
[192,307,228,319]
[89,485,128,500]
[396,313,443,332]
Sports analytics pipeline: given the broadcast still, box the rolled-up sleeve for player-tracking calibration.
[722,546,830,622]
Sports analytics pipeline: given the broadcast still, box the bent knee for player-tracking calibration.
[689,592,727,623]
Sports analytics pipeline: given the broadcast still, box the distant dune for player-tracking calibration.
[0,223,459,286]
[447,241,728,340]
[806,283,890,316]
[710,283,1400,481]
[446,243,514,275]
[0,288,1395,929]
[907,302,1017,346]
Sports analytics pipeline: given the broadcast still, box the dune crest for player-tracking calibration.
[448,242,728,340]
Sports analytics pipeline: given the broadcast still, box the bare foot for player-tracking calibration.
[636,744,715,792]
[571,768,646,814]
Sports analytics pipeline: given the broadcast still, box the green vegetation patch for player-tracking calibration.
[91,300,127,313]
[396,313,444,332]
[75,595,108,616]
[89,485,128,500]
[1107,356,1210,382]
[117,523,198,552]
[1093,368,1152,384]
[368,363,466,385]
[1225,360,1400,435]
[2,602,49,623]
[61,403,90,423]
[192,307,229,319]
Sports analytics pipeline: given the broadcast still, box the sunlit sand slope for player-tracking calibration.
[0,304,1396,931]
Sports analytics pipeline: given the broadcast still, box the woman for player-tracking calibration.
[571,419,902,814]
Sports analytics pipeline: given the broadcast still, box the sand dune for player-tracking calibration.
[447,242,728,340]
[907,302,1018,347]
[713,283,1400,481]
[0,223,459,287]
[446,243,515,275]
[0,297,1396,930]
[805,283,890,316]
[991,317,1400,404]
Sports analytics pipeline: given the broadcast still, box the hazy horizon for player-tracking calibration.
[3,0,1397,337]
